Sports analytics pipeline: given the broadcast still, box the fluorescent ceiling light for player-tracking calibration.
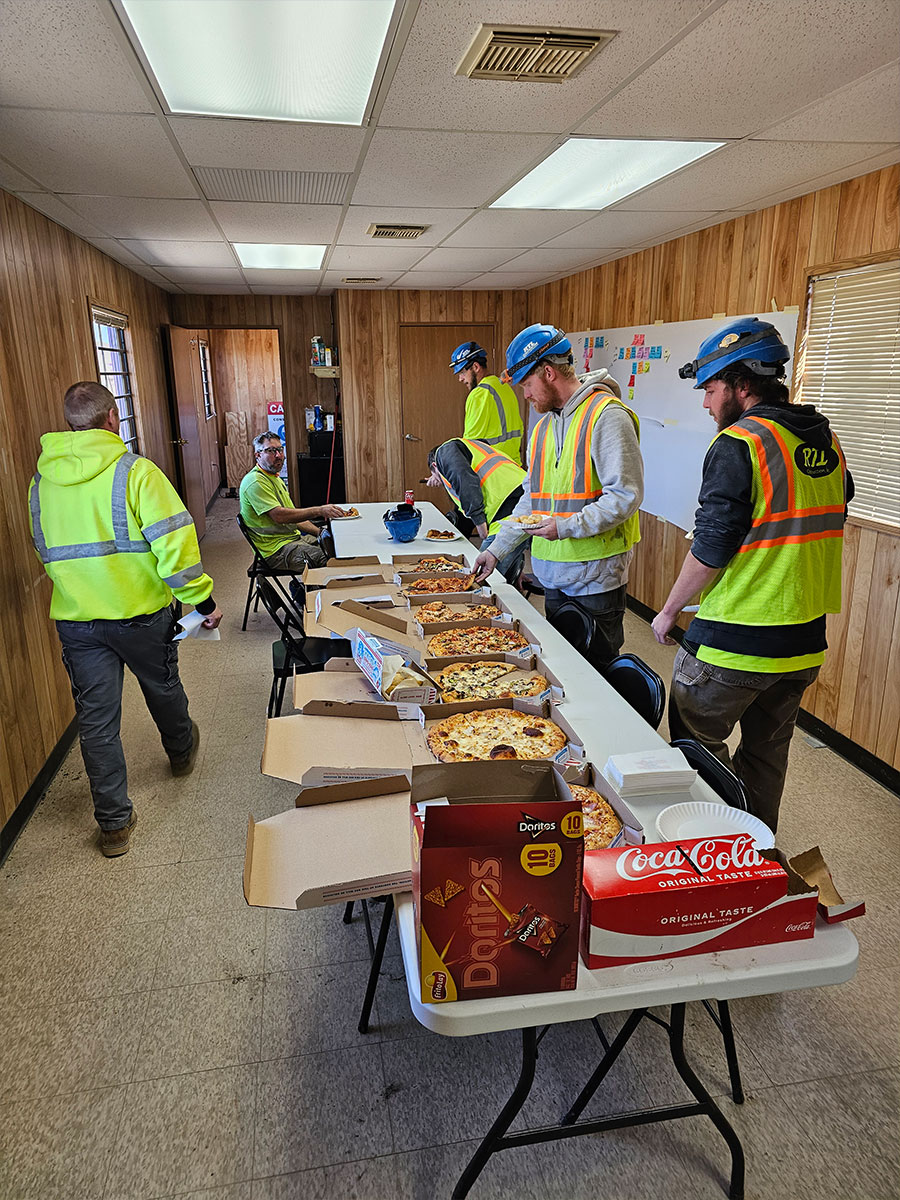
[234,244,326,269]
[120,0,396,124]
[491,138,725,210]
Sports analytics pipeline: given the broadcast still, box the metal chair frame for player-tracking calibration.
[236,514,302,631]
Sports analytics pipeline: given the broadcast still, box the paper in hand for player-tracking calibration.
[174,609,221,641]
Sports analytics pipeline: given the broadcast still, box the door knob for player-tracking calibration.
[404,433,421,441]
[172,438,188,445]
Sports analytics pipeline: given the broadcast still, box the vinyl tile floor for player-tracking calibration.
[1,498,897,1200]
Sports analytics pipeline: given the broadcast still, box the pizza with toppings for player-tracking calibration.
[570,784,623,850]
[509,513,543,526]
[403,574,477,595]
[426,709,567,763]
[433,660,549,702]
[406,556,466,573]
[414,601,500,625]
[426,626,530,656]
[425,529,457,540]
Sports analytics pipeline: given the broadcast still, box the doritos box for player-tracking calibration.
[410,761,583,1003]
[580,834,818,969]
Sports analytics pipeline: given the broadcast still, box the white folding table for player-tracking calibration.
[330,502,859,1199]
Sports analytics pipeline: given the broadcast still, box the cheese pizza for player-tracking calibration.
[426,626,530,656]
[426,709,567,763]
[569,784,623,850]
[414,601,500,625]
[406,556,466,573]
[404,574,477,595]
[433,660,549,702]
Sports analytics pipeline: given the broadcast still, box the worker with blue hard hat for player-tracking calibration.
[652,317,853,832]
[448,340,525,465]
[474,323,644,669]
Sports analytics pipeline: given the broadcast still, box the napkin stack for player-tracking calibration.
[603,748,697,796]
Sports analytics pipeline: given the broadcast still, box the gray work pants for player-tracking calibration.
[265,535,327,571]
[56,604,193,831]
[668,645,819,834]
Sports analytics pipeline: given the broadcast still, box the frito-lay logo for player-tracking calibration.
[794,443,839,478]
[428,971,447,1000]
[518,813,557,839]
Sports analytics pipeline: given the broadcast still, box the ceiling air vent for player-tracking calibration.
[456,25,615,83]
[366,223,429,240]
[342,277,382,284]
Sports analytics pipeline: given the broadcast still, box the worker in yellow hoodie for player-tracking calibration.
[28,382,222,857]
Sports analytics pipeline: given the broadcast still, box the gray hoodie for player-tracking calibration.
[488,372,644,595]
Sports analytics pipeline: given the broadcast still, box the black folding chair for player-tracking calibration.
[236,514,302,631]
[603,653,666,730]
[255,577,352,717]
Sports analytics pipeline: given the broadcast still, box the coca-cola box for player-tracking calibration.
[580,834,818,969]
[410,761,583,1003]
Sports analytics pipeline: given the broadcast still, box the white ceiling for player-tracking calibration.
[0,0,897,295]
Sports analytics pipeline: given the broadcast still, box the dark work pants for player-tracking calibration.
[668,645,819,834]
[543,585,627,672]
[56,605,193,831]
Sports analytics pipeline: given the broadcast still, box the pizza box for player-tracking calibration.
[397,579,488,605]
[556,761,644,845]
[420,620,541,660]
[407,593,512,626]
[416,700,584,766]
[350,628,439,704]
[423,654,565,706]
[302,557,389,588]
[309,596,423,651]
[389,552,470,573]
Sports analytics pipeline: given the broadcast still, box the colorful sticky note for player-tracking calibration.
[632,334,640,345]
[618,347,625,359]
[628,375,636,386]
[636,333,645,346]
[650,346,661,359]
[628,387,635,400]
[598,336,605,348]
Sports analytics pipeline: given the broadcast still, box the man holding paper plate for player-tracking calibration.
[651,318,852,833]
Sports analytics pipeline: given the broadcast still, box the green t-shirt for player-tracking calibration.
[239,466,299,557]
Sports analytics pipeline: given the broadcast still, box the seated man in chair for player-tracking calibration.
[239,433,345,571]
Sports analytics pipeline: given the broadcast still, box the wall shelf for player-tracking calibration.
[309,365,340,378]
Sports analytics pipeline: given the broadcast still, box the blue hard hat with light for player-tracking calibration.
[502,324,573,385]
[679,317,790,389]
[449,341,487,373]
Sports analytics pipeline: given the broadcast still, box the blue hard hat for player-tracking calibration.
[503,324,573,385]
[679,317,790,389]
[449,341,487,374]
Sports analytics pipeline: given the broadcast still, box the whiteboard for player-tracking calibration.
[569,311,799,532]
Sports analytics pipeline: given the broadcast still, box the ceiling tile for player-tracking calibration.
[575,0,900,139]
[326,244,429,270]
[157,267,246,284]
[754,64,900,143]
[84,239,154,270]
[169,118,366,172]
[0,111,197,196]
[618,140,895,211]
[412,247,521,271]
[128,265,180,291]
[243,269,323,286]
[353,129,551,207]
[210,201,342,243]
[0,159,41,191]
[441,208,592,249]
[0,0,152,113]
[465,271,551,288]
[501,247,611,272]
[746,148,900,210]
[393,271,480,288]
[64,196,220,240]
[16,193,105,238]
[339,207,474,246]
[322,272,405,288]
[180,283,252,294]
[378,0,711,133]
[121,239,237,268]
[541,208,716,248]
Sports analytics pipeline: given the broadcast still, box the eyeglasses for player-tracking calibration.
[259,446,284,456]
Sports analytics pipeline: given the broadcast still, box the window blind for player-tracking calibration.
[794,259,900,528]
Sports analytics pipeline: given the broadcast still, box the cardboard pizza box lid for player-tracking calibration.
[261,711,415,784]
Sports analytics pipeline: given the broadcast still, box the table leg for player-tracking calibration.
[451,1028,539,1200]
[562,1007,647,1124]
[358,894,395,1035]
[342,900,355,925]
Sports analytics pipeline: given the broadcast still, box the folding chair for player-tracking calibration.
[236,514,302,631]
[603,653,667,730]
[255,577,352,717]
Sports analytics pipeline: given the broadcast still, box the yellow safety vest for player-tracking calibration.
[697,415,847,671]
[463,375,524,465]
[528,391,641,563]
[436,439,527,535]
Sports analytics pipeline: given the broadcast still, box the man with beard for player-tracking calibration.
[651,318,852,833]
[449,340,524,465]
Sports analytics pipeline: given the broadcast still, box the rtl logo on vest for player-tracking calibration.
[795,443,840,478]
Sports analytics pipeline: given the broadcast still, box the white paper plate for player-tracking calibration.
[655,802,774,848]
[424,530,462,541]
[330,513,362,520]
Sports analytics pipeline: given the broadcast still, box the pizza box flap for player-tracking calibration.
[410,759,565,806]
[341,600,412,634]
[407,592,499,610]
[293,667,378,709]
[787,846,865,922]
[302,555,381,584]
[317,573,393,590]
[390,552,469,567]
[312,601,421,648]
[311,583,403,617]
[261,712,414,784]
[243,794,413,911]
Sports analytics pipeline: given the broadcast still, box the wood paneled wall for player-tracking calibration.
[0,189,174,829]
[169,295,336,498]
[336,288,528,501]
[527,165,900,768]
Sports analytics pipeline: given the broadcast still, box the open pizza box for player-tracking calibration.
[419,619,542,660]
[308,594,423,651]
[397,579,490,604]
[349,628,440,704]
[423,653,565,705]
[406,592,512,627]
[557,761,644,845]
[301,556,391,589]
[389,552,471,576]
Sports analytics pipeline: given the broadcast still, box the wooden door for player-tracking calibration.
[163,325,207,539]
[399,324,494,503]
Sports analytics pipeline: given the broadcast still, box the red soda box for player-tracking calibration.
[580,834,817,969]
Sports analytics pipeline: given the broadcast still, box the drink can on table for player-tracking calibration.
[405,489,415,505]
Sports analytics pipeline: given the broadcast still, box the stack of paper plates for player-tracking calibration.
[655,802,774,848]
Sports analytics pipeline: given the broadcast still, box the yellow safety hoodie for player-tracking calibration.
[28,429,214,620]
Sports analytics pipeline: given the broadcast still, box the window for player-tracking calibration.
[198,339,216,419]
[91,305,140,453]
[794,259,900,528]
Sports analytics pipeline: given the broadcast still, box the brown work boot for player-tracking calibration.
[169,722,200,777]
[99,808,137,858]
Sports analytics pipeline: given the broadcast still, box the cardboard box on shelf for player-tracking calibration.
[579,835,819,969]
[410,761,584,1004]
